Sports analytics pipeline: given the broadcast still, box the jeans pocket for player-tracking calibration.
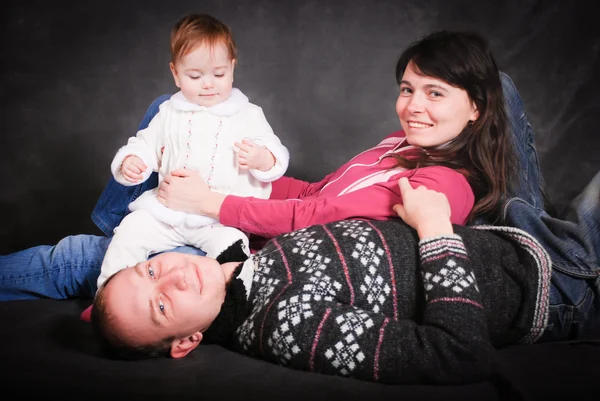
[542,285,596,342]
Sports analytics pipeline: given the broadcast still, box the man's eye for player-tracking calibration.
[400,87,412,95]
[148,265,156,279]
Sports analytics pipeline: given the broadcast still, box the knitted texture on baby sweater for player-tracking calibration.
[232,219,550,384]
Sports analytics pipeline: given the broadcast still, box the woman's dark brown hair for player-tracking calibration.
[394,31,518,223]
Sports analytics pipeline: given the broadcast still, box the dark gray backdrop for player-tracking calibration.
[1,0,598,254]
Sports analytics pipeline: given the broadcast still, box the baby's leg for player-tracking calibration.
[185,225,250,261]
[97,209,185,289]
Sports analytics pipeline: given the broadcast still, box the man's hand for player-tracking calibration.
[234,139,275,171]
[157,169,225,218]
[392,177,454,239]
[121,155,147,183]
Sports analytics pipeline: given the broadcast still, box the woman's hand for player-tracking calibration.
[121,155,147,183]
[157,169,225,218]
[393,177,454,239]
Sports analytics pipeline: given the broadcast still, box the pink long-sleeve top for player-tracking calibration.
[220,131,474,242]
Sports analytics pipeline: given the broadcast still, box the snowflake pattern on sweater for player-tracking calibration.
[233,219,550,384]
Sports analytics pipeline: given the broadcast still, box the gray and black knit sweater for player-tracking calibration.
[230,219,551,384]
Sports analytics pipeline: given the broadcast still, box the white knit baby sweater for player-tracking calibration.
[110,88,289,227]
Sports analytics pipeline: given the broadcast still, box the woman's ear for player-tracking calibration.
[470,103,480,122]
[170,331,203,359]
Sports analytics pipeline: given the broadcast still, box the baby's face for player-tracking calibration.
[102,252,227,348]
[170,41,235,107]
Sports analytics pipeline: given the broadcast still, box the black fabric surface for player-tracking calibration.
[0,299,599,401]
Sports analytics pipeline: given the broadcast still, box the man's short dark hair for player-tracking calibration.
[90,271,173,360]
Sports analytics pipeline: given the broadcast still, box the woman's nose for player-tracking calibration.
[407,93,424,113]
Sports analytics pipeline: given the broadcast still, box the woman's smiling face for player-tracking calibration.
[396,61,479,148]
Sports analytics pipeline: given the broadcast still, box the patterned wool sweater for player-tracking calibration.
[230,219,551,384]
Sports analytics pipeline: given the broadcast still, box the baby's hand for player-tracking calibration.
[121,155,147,183]
[234,139,275,171]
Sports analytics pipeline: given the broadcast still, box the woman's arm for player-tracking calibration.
[220,167,473,238]
[157,166,474,239]
[269,173,337,200]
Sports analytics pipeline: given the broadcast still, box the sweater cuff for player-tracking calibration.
[248,161,286,183]
[418,234,467,264]
[110,146,157,186]
[418,234,481,306]
[247,139,290,183]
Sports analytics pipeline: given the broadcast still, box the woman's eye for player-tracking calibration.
[189,76,200,80]
[430,91,442,98]
[400,87,412,95]
[148,266,155,279]
[215,74,224,78]
[158,299,165,315]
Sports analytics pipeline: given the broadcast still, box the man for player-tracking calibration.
[91,178,571,384]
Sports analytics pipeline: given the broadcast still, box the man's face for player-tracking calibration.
[102,252,227,354]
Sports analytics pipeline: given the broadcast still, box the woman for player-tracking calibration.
[1,31,533,301]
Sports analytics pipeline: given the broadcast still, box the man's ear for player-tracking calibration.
[170,62,181,88]
[170,331,203,359]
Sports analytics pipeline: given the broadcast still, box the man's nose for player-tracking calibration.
[162,267,188,291]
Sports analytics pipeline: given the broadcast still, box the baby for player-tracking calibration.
[98,13,289,288]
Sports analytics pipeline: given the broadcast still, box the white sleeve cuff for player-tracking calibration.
[110,144,159,186]
[248,137,290,182]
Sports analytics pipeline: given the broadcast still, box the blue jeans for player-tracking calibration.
[489,74,600,341]
[0,94,205,301]
[499,73,544,209]
[503,171,600,341]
